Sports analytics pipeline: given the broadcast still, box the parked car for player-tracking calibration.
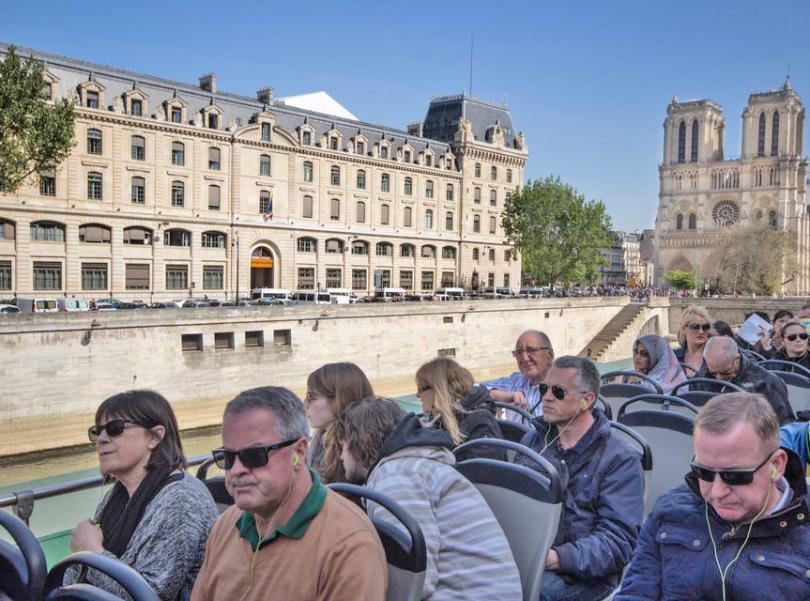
[149,302,178,309]
[94,300,118,311]
[57,298,90,312]
[0,304,20,314]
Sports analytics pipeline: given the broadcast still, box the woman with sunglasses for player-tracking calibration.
[631,335,688,394]
[304,363,374,483]
[769,320,810,371]
[673,305,713,376]
[67,390,218,600]
[415,357,504,461]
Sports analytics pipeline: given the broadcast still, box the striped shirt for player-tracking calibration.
[485,371,543,420]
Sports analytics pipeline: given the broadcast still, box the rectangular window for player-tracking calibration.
[214,332,234,350]
[425,181,433,198]
[131,177,145,204]
[352,269,367,290]
[126,97,140,114]
[303,196,313,218]
[490,190,497,206]
[203,265,224,290]
[181,334,203,352]
[81,263,108,290]
[166,265,188,290]
[274,329,291,346]
[208,147,220,170]
[421,270,434,291]
[303,162,313,182]
[446,184,454,201]
[125,263,150,290]
[380,146,388,159]
[86,90,99,108]
[399,270,413,290]
[302,131,311,145]
[373,269,391,288]
[39,173,56,196]
[33,261,61,290]
[171,182,185,207]
[473,216,480,233]
[325,268,342,288]
[438,348,456,357]
[261,123,271,142]
[88,173,103,200]
[381,204,390,225]
[131,137,145,161]
[330,198,340,220]
[330,137,338,150]
[0,261,12,290]
[298,267,315,289]
[357,142,365,155]
[172,142,185,166]
[208,113,219,129]
[171,107,182,123]
[441,271,454,287]
[443,316,453,324]
[489,216,497,234]
[208,185,221,210]
[245,330,264,348]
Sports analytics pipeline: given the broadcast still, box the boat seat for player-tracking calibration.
[453,438,564,601]
[0,510,46,601]
[45,551,158,601]
[770,371,810,414]
[600,372,662,421]
[195,459,233,513]
[672,378,744,407]
[608,421,653,512]
[329,483,426,601]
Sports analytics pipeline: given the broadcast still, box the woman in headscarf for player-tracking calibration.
[632,334,688,394]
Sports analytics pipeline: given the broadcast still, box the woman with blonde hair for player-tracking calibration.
[673,305,712,376]
[305,362,374,483]
[415,357,504,460]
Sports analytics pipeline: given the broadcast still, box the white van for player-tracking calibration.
[16,298,59,313]
[374,288,406,302]
[291,291,332,304]
[327,288,355,305]
[57,298,90,312]
[251,288,291,302]
[436,287,464,300]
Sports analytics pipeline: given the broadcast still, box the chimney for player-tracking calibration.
[257,87,274,104]
[199,73,217,93]
[407,122,424,137]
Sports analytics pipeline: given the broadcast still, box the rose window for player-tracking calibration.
[712,200,740,227]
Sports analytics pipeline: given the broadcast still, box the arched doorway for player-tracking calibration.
[250,246,274,288]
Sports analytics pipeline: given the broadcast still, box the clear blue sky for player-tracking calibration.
[2,0,808,231]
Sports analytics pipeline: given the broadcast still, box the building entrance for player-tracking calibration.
[250,246,274,288]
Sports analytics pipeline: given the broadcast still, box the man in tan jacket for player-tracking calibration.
[191,386,387,601]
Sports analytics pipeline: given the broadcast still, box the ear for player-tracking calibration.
[770,448,788,480]
[147,425,165,449]
[292,437,309,468]
[581,391,596,411]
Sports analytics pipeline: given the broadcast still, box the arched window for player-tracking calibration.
[425,180,434,198]
[771,112,780,156]
[351,240,369,255]
[676,213,683,230]
[690,120,698,162]
[357,169,366,190]
[472,248,479,260]
[297,237,317,253]
[677,121,686,163]
[303,161,313,182]
[381,204,390,225]
[757,112,766,157]
[404,177,413,196]
[87,128,102,155]
[403,206,412,227]
[445,212,454,230]
[131,176,145,204]
[259,154,271,176]
[163,228,190,247]
[425,209,433,229]
[330,198,340,220]
[131,135,145,161]
[381,173,390,192]
[87,172,103,200]
[400,243,415,257]
[302,195,313,218]
[441,246,456,259]
[330,166,340,186]
[356,201,366,223]
[208,185,221,210]
[123,226,152,245]
[688,213,696,230]
[376,242,392,256]
[171,142,184,166]
[446,184,454,201]
[171,180,185,207]
[30,221,64,242]
[201,231,226,248]
[421,245,435,259]
[325,238,343,253]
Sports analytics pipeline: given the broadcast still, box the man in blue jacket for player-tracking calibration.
[616,392,810,601]
[517,356,644,601]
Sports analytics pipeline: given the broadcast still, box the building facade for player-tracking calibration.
[654,80,809,293]
[600,230,645,286]
[0,44,527,301]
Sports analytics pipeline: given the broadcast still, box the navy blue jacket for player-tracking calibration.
[615,451,810,600]
[517,410,644,587]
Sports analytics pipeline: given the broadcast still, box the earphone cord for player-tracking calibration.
[705,483,773,601]
[540,403,587,455]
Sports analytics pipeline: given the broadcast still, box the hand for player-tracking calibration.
[70,519,104,553]
[510,391,529,410]
[545,549,559,570]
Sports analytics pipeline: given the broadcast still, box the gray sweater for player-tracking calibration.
[66,472,218,601]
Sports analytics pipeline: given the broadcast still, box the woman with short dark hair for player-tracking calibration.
[67,390,218,601]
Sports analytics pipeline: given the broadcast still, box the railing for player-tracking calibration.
[0,453,212,525]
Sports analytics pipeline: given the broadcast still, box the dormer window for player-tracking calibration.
[165,98,188,124]
[171,107,182,123]
[208,113,219,129]
[357,141,365,155]
[79,81,105,109]
[86,90,99,108]
[131,99,142,116]
[303,131,312,145]
[380,145,389,159]
[330,136,339,150]
[403,149,412,163]
[261,123,271,142]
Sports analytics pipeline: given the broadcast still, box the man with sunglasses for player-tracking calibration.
[515,356,645,601]
[191,386,386,601]
[616,393,809,600]
[696,336,794,425]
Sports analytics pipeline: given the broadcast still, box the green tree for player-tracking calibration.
[666,269,696,290]
[0,46,75,194]
[501,176,612,290]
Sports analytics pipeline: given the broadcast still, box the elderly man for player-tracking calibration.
[517,356,644,601]
[696,336,794,425]
[486,329,555,418]
[616,393,809,600]
[191,387,387,601]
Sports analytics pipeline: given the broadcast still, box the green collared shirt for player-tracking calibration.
[235,468,327,551]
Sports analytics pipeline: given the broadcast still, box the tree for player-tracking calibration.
[666,269,696,290]
[0,45,75,194]
[502,176,612,290]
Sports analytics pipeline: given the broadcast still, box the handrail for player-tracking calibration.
[0,453,212,525]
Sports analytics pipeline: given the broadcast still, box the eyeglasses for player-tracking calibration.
[633,348,650,358]
[512,346,550,358]
[417,384,432,393]
[88,419,149,443]
[690,452,774,486]
[785,332,809,342]
[212,438,299,470]
[688,323,711,332]
[708,355,740,379]
[540,382,588,401]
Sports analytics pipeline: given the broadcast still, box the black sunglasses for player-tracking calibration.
[688,323,711,332]
[785,332,809,342]
[689,453,773,486]
[540,382,588,400]
[212,438,299,470]
[88,419,149,443]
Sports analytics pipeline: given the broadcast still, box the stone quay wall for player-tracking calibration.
[0,298,628,455]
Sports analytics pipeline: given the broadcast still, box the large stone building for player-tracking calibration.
[600,230,645,286]
[654,79,809,293]
[0,44,527,301]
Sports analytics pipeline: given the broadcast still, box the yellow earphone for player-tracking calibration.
[770,466,779,481]
[292,455,300,467]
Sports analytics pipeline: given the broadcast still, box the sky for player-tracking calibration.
[1,0,808,231]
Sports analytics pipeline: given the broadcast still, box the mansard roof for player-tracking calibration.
[422,94,519,148]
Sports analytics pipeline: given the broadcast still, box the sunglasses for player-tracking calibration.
[540,382,588,400]
[512,346,550,358]
[88,419,149,443]
[212,438,299,470]
[688,323,711,332]
[690,453,773,486]
[785,333,809,342]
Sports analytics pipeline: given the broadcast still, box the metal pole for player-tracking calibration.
[235,234,240,303]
